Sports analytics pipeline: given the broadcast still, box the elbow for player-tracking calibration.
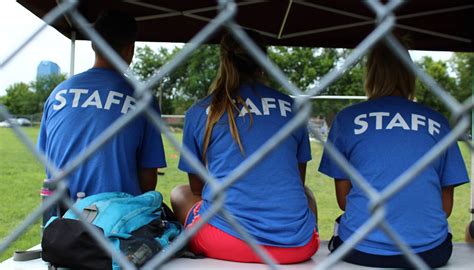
[140,183,156,193]
[139,177,157,193]
[337,199,346,211]
[444,208,452,218]
[138,168,158,193]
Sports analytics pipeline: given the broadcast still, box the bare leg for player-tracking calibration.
[171,184,202,225]
[304,185,318,225]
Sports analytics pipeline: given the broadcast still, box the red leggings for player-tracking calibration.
[185,201,319,264]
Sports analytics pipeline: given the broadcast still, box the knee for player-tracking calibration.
[170,184,191,207]
[466,221,474,243]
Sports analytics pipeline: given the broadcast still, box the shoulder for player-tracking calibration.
[410,101,449,125]
[251,83,293,102]
[72,68,130,85]
[95,69,134,92]
[48,70,94,93]
[334,100,368,120]
[333,97,452,136]
[185,95,212,119]
[242,83,295,110]
[51,69,133,95]
[63,69,99,83]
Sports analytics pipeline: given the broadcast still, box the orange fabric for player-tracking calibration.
[185,201,319,264]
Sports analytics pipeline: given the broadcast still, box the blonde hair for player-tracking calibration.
[364,42,415,100]
[202,32,266,162]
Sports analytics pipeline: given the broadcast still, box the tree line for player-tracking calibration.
[0,46,472,121]
[132,45,473,120]
[0,74,66,116]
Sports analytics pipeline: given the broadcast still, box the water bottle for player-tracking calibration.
[76,192,86,201]
[40,179,59,233]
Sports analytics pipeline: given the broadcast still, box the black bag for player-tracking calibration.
[42,219,112,270]
[41,191,183,270]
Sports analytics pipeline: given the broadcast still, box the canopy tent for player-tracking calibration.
[1,1,474,269]
[16,0,474,216]
[16,0,474,52]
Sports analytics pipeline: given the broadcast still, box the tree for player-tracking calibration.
[31,73,67,111]
[133,45,220,114]
[450,52,474,102]
[268,47,338,91]
[133,45,181,114]
[415,56,457,117]
[269,47,364,119]
[133,45,364,117]
[170,45,219,114]
[134,46,177,80]
[2,82,37,115]
[1,73,66,116]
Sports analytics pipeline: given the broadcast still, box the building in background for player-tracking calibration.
[36,60,60,79]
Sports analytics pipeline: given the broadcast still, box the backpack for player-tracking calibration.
[41,191,183,270]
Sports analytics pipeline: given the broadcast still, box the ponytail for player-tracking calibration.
[202,32,266,163]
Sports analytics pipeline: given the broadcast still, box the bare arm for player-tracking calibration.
[298,163,307,185]
[299,163,318,221]
[442,185,454,218]
[138,168,158,192]
[335,179,351,211]
[188,173,205,196]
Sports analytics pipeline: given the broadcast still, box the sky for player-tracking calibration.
[0,0,454,97]
[0,0,180,96]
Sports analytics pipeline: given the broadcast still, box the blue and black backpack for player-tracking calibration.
[41,191,183,270]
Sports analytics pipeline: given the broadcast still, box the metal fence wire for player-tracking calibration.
[0,0,471,269]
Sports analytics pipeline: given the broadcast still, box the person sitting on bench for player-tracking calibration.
[37,11,167,208]
[171,31,319,264]
[319,41,470,268]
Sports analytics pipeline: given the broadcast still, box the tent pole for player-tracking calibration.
[277,0,293,39]
[471,61,473,220]
[468,57,474,243]
[69,31,76,77]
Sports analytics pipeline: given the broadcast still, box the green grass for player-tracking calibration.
[0,127,44,262]
[0,127,471,262]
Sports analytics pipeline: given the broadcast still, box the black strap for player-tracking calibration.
[327,236,336,252]
[13,249,42,261]
[469,220,474,239]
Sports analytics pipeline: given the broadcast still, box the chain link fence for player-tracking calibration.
[0,0,471,269]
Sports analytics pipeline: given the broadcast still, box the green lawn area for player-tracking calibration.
[0,127,471,262]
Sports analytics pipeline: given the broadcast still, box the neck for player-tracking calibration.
[93,56,116,70]
[390,89,405,98]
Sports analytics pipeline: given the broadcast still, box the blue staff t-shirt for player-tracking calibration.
[319,96,469,255]
[179,83,315,247]
[37,68,167,200]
